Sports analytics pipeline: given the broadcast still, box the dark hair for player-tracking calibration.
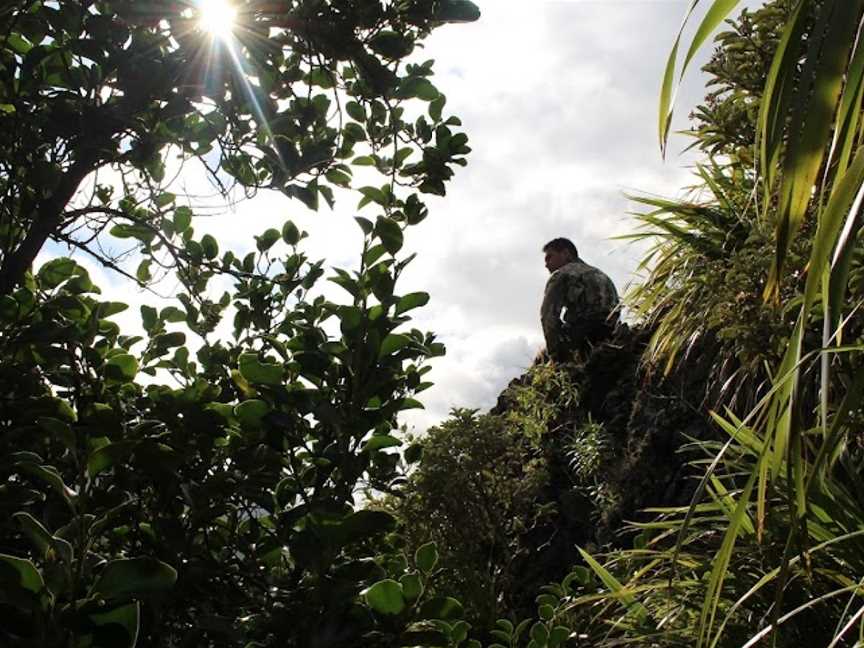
[542,237,578,259]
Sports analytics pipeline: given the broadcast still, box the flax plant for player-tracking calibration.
[623,163,809,411]
[580,1,864,646]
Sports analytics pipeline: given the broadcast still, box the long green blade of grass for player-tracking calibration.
[698,467,758,648]
[711,529,864,648]
[827,20,864,178]
[757,0,809,205]
[578,546,650,624]
[680,0,742,77]
[766,0,863,299]
[659,0,700,154]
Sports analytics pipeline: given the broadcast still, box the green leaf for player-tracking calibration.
[12,513,52,558]
[282,220,300,245]
[495,619,514,634]
[364,579,405,615]
[355,216,374,235]
[173,206,192,232]
[362,435,402,452]
[307,67,334,88]
[400,572,422,601]
[160,306,186,323]
[404,443,423,464]
[379,333,411,358]
[235,399,270,429]
[153,332,186,349]
[398,77,439,101]
[375,217,403,254]
[359,186,386,208]
[346,101,366,122]
[415,542,438,573]
[13,512,73,565]
[395,292,430,315]
[696,468,758,646]
[340,306,363,333]
[435,0,481,23]
[98,301,129,318]
[16,461,77,506]
[200,234,219,259]
[344,122,367,141]
[238,353,283,385]
[154,192,175,207]
[38,258,76,289]
[430,95,446,121]
[325,168,352,187]
[105,354,138,382]
[87,602,140,648]
[141,305,158,332]
[398,398,424,411]
[680,0,742,81]
[419,596,463,620]
[6,33,33,55]
[109,223,155,244]
[548,626,570,647]
[452,621,470,643]
[339,510,397,544]
[0,553,44,598]
[87,441,137,478]
[370,30,414,59]
[565,566,591,587]
[364,244,387,267]
[530,622,549,645]
[329,273,361,299]
[256,228,281,252]
[538,604,554,620]
[91,557,177,600]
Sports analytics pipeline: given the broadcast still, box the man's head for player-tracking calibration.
[543,238,578,273]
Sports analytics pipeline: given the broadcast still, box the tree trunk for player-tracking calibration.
[0,152,101,296]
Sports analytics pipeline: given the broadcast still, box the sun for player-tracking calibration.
[198,0,237,40]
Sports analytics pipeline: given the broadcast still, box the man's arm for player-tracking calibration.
[541,273,567,360]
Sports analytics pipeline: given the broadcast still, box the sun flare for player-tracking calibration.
[198,0,237,40]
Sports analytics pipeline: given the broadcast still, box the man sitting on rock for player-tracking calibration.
[540,237,619,362]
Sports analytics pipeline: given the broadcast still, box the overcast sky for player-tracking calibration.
[391,0,721,429]
[45,0,751,432]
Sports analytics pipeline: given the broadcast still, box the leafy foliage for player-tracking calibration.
[624,163,814,409]
[582,1,864,646]
[0,1,482,646]
[0,0,473,296]
[386,409,550,627]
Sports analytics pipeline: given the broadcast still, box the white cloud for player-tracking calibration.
[395,0,724,430]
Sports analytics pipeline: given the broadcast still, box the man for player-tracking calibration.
[540,237,619,362]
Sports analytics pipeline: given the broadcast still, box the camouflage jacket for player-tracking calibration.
[541,259,619,359]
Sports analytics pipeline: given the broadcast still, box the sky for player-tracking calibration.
[389,0,720,429]
[43,0,751,433]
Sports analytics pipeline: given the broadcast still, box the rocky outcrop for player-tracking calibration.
[493,323,716,564]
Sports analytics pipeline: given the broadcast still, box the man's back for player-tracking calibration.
[541,258,619,360]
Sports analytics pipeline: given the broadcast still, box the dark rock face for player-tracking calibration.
[491,324,716,588]
[406,324,721,625]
